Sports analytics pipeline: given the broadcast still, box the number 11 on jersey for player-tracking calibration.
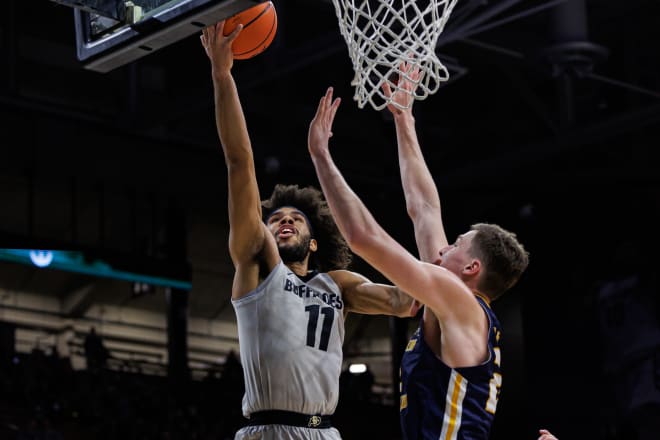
[305,305,335,351]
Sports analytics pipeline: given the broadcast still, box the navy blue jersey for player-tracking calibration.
[400,296,502,440]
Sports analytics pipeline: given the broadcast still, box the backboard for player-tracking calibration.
[59,0,262,73]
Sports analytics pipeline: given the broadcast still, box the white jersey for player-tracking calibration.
[232,261,345,418]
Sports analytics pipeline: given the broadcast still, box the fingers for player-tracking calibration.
[328,97,341,129]
[322,88,340,124]
[201,20,241,48]
[320,87,335,114]
[313,87,332,122]
[316,88,330,115]
[411,66,421,81]
[324,86,334,103]
[312,87,340,138]
[382,82,392,98]
[226,23,243,43]
[201,25,210,47]
[206,22,216,40]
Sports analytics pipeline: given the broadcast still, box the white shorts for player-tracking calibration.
[234,424,342,440]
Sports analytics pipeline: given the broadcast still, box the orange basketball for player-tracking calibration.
[223,1,277,60]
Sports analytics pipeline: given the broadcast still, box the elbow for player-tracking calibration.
[405,199,429,221]
[342,229,363,253]
[221,141,253,167]
[340,215,387,260]
[343,228,374,257]
[394,294,419,318]
[405,202,422,222]
[406,200,439,223]
[224,152,249,168]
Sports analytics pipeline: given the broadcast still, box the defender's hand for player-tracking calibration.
[382,61,421,117]
[308,87,341,157]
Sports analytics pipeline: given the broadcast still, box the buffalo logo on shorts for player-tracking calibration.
[308,415,322,427]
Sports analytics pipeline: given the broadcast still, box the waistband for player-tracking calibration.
[246,410,333,429]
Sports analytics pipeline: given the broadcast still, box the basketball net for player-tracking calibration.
[332,0,458,111]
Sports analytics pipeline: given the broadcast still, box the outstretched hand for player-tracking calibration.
[200,21,243,78]
[382,61,421,117]
[308,87,341,157]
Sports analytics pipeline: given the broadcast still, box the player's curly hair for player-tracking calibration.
[262,184,352,272]
[469,223,529,300]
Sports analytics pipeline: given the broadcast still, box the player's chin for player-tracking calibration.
[277,241,302,254]
[277,238,297,247]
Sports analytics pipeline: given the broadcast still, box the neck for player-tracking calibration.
[285,261,309,277]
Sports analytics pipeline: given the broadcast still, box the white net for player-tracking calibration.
[332,0,458,111]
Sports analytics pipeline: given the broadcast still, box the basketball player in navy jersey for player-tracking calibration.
[384,69,561,440]
[307,79,528,440]
[200,22,418,440]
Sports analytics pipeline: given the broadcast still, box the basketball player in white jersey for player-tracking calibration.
[200,22,418,440]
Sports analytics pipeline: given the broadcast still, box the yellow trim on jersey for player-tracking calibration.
[400,393,408,411]
[473,291,491,306]
[440,370,468,440]
[445,375,462,439]
[486,372,502,414]
[405,339,417,351]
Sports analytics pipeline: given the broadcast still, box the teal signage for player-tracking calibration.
[0,249,192,290]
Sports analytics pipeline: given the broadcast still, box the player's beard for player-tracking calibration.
[279,234,312,264]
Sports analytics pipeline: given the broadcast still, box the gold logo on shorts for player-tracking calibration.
[308,416,322,427]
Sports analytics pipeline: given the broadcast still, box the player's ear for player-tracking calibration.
[309,238,318,253]
[463,259,480,275]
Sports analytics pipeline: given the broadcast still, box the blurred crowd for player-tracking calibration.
[0,335,395,440]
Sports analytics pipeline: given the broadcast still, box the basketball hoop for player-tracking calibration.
[332,0,458,111]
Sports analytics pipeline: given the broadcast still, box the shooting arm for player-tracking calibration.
[204,23,266,266]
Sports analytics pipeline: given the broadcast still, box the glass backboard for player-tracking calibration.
[63,0,261,73]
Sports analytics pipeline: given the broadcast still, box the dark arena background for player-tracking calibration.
[1,0,659,439]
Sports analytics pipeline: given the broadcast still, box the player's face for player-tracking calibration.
[437,230,477,275]
[266,207,314,263]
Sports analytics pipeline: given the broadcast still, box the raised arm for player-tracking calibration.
[307,88,480,330]
[383,64,447,263]
[201,22,276,295]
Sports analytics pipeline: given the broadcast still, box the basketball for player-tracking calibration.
[223,1,277,60]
